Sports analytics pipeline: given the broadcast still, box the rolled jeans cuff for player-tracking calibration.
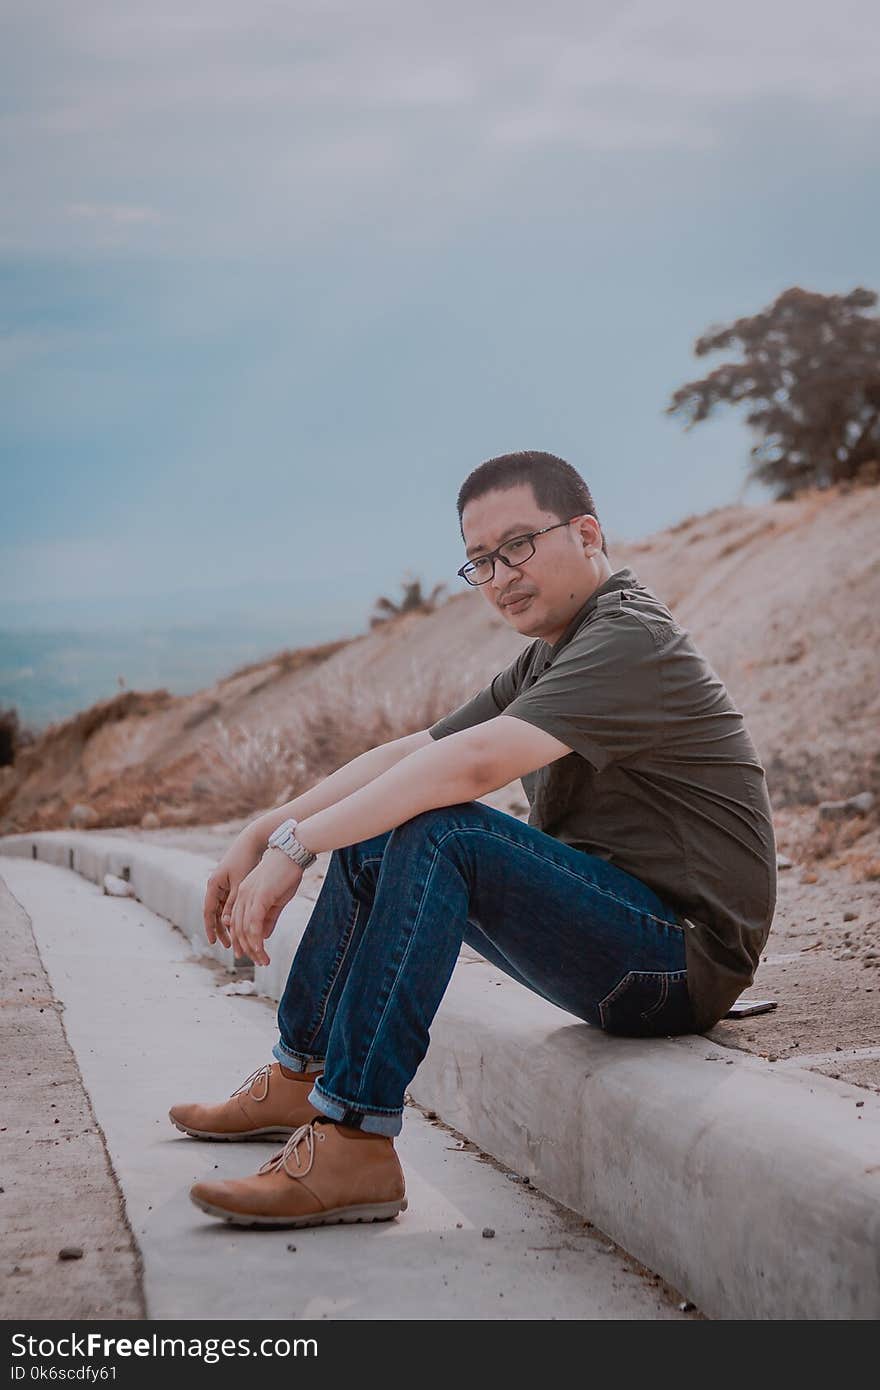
[307,1079,404,1137]
[272,1040,325,1071]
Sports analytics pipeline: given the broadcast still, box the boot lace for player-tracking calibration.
[258,1121,324,1180]
[230,1064,271,1103]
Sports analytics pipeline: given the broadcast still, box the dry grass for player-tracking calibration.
[189,655,491,821]
[192,722,307,819]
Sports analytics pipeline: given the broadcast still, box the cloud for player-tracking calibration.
[0,0,877,255]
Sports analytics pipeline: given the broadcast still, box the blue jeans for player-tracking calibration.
[272,800,696,1136]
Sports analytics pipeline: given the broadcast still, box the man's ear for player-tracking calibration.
[578,518,601,555]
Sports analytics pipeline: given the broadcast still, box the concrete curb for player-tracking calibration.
[3,829,879,1320]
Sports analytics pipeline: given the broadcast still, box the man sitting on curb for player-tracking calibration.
[171,449,777,1230]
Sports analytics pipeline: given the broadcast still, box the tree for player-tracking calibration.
[368,572,448,629]
[666,287,880,498]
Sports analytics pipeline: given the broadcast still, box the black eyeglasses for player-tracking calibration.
[458,517,582,586]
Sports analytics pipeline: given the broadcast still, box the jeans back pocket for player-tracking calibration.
[598,969,694,1037]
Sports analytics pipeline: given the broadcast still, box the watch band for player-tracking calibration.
[266,817,317,869]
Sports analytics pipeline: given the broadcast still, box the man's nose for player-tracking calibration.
[490,556,523,594]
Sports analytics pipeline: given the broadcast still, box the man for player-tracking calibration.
[172,450,776,1229]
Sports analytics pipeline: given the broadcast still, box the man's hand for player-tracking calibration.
[228,849,304,966]
[203,828,266,950]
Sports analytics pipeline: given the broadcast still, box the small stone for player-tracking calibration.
[844,912,858,922]
[776,854,794,870]
[58,1247,84,1261]
[679,1300,696,1312]
[287,1243,297,1252]
[456,1222,463,1229]
[482,1227,495,1239]
[102,872,135,898]
[800,871,818,884]
[856,1101,865,1108]
[839,949,855,960]
[818,793,874,823]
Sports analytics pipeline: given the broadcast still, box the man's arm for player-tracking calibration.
[247,728,435,848]
[224,717,572,962]
[291,718,572,855]
[245,642,540,852]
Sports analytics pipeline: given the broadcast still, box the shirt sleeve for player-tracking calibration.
[498,613,664,772]
[428,641,539,741]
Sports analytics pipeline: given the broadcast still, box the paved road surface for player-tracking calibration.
[1,858,695,1321]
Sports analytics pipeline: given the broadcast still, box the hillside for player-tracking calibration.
[1,482,878,855]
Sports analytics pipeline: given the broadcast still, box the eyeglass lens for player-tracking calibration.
[464,535,535,584]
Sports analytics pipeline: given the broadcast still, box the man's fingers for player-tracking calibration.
[221,888,237,928]
[263,903,284,939]
[231,893,244,940]
[203,878,223,941]
[242,902,266,964]
[232,892,252,959]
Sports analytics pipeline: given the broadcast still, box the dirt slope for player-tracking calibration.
[1,481,878,840]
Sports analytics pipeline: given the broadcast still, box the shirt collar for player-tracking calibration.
[543,567,638,661]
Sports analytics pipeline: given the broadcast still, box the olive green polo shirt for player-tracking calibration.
[427,566,777,1032]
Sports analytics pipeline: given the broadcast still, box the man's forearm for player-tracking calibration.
[288,738,483,855]
[248,734,426,845]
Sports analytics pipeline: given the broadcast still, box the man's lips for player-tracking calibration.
[501,593,532,611]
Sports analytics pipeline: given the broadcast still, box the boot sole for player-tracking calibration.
[190,1193,408,1228]
[170,1118,301,1141]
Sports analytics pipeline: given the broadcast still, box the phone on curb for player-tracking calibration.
[725,998,778,1018]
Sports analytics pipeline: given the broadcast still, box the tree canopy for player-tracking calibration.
[667,286,880,498]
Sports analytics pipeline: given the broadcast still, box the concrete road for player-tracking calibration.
[1,858,694,1321]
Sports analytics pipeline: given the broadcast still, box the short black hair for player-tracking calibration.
[457,450,608,557]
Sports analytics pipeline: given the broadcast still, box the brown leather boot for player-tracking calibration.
[189,1118,408,1228]
[169,1063,323,1140]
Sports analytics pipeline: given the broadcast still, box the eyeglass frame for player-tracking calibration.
[457,515,585,585]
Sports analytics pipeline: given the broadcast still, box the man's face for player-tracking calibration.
[460,482,599,638]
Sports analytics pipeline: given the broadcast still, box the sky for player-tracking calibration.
[2,0,879,633]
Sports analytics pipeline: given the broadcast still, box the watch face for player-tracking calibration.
[270,819,295,847]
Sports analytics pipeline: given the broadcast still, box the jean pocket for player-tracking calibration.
[597,969,692,1037]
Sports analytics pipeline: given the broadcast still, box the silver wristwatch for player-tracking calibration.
[266,817,317,869]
